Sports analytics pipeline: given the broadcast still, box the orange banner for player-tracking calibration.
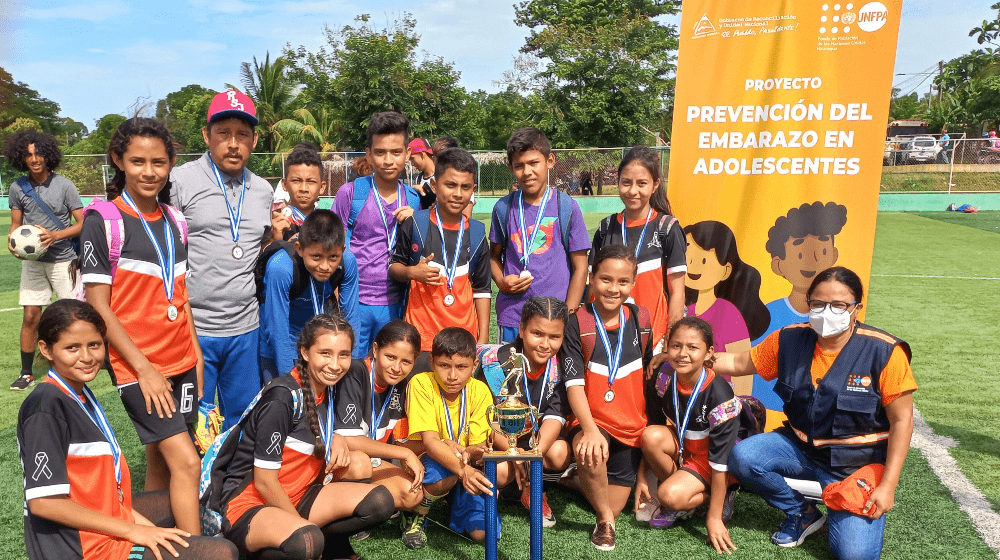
[667,1,902,429]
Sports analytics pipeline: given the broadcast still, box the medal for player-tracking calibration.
[282,206,293,218]
[519,270,533,279]
[207,154,247,259]
[371,458,382,468]
[604,389,615,402]
[672,367,709,466]
[288,205,307,226]
[592,304,626,402]
[434,206,465,306]
[120,192,177,320]
[621,208,653,258]
[323,473,334,485]
[516,186,551,269]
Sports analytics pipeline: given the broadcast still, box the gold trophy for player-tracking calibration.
[486,351,540,456]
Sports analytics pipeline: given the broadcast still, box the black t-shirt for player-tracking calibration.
[334,359,407,443]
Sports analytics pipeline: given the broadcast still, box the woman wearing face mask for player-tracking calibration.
[711,266,915,560]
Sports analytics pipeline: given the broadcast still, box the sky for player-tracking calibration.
[0,0,993,129]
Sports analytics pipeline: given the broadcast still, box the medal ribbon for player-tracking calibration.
[288,205,307,226]
[318,387,336,464]
[592,304,625,390]
[47,369,122,486]
[308,277,327,316]
[522,358,553,430]
[439,385,467,443]
[621,208,653,258]
[434,206,466,292]
[517,187,552,268]
[372,176,405,257]
[120,192,175,305]
[369,362,395,441]
[207,153,247,245]
[671,367,709,465]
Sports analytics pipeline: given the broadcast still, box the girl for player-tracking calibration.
[486,297,574,528]
[334,319,426,513]
[563,244,653,551]
[681,221,769,396]
[212,314,395,560]
[592,145,686,347]
[81,117,203,534]
[18,299,237,560]
[637,317,740,555]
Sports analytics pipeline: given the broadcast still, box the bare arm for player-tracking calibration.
[711,351,758,378]
[706,469,736,553]
[8,208,23,255]
[865,391,914,519]
[184,301,204,399]
[344,436,424,489]
[565,250,589,313]
[535,418,563,455]
[490,242,530,294]
[475,297,491,343]
[253,466,300,517]
[666,271,686,331]
[567,384,608,466]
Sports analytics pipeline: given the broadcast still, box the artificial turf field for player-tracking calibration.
[0,210,998,559]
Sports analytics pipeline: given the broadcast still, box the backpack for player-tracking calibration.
[575,303,652,366]
[199,379,304,536]
[345,175,421,251]
[75,199,189,300]
[253,240,345,305]
[17,176,81,255]
[492,189,576,269]
[594,212,678,262]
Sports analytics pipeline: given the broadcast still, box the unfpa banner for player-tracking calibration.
[667,1,902,429]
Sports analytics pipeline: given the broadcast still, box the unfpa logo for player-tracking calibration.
[857,1,889,32]
[693,14,718,39]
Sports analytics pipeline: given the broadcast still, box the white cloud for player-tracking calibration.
[24,1,130,22]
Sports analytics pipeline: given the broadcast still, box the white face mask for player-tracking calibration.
[809,306,853,338]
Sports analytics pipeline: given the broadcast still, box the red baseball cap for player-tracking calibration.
[207,89,258,126]
[408,138,433,155]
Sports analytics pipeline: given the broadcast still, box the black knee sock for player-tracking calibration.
[320,486,395,558]
[20,351,34,375]
[257,525,324,560]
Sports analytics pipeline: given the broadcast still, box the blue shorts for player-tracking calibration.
[353,302,403,359]
[421,454,502,536]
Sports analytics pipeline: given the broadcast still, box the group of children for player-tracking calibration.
[13,110,758,560]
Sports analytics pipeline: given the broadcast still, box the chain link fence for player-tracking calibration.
[881,137,1000,192]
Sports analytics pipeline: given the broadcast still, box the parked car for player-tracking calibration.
[905,136,942,163]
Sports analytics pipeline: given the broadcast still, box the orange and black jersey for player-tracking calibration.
[19,381,135,560]
[563,306,654,448]
[220,372,326,525]
[334,359,407,443]
[649,368,740,473]
[390,211,491,351]
[591,211,686,345]
[80,197,197,385]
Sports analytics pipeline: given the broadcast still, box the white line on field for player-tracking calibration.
[911,408,1000,557]
[0,307,19,312]
[872,274,1000,280]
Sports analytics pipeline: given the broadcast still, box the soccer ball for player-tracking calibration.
[9,225,47,261]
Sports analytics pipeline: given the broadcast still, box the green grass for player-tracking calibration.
[880,170,1000,192]
[0,211,998,559]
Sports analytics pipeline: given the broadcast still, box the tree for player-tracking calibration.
[234,53,300,153]
[66,114,127,155]
[273,107,339,152]
[970,2,1000,47]
[0,66,62,134]
[155,84,214,149]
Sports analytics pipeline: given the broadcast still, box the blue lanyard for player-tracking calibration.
[371,175,404,256]
[368,363,395,440]
[120,192,175,304]
[621,208,653,258]
[517,187,551,268]
[47,369,122,486]
[439,386,467,443]
[434,206,466,292]
[308,277,327,316]
[592,304,625,389]
[671,367,709,463]
[522,358,553,430]
[318,387,336,464]
[288,205,307,226]
[207,154,247,244]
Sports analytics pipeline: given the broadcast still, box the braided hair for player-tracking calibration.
[105,117,176,202]
[519,296,569,329]
[294,313,355,460]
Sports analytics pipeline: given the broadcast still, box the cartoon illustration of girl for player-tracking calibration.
[682,221,769,396]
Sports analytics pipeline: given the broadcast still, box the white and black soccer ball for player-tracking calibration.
[9,225,47,261]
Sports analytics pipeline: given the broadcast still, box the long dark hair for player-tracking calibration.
[684,221,770,340]
[372,319,421,358]
[106,117,176,202]
[618,145,671,216]
[38,299,107,347]
[294,313,355,459]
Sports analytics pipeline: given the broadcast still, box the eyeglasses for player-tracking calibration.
[807,299,858,315]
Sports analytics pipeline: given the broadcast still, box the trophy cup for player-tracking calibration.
[486,351,539,456]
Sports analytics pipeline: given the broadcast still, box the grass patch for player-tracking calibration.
[904,210,1000,235]
[880,170,1000,192]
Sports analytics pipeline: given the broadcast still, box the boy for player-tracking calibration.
[389,148,491,372]
[490,127,590,344]
[408,137,436,208]
[3,130,83,390]
[258,210,358,381]
[333,111,421,359]
[274,143,326,241]
[401,327,513,548]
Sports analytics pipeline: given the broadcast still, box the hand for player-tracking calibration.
[403,451,425,492]
[634,480,652,512]
[137,366,176,418]
[8,236,20,258]
[575,430,609,468]
[706,517,737,554]
[37,226,57,248]
[271,211,291,241]
[513,461,528,490]
[326,434,352,471]
[410,253,443,286]
[460,465,494,496]
[863,484,895,519]
[126,525,190,560]
[500,273,532,294]
[393,205,414,223]
[647,352,670,380]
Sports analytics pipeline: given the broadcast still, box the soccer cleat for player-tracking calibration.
[590,521,616,551]
[721,484,739,523]
[771,507,826,547]
[520,487,556,527]
[192,402,224,454]
[10,373,34,391]
[401,512,428,549]
[649,507,692,529]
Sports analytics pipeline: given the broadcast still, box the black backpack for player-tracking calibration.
[253,241,345,307]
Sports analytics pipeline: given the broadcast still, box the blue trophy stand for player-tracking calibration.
[483,453,543,560]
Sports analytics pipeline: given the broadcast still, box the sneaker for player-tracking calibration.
[10,373,34,391]
[649,506,692,529]
[771,507,826,548]
[520,487,556,527]
[635,497,660,523]
[351,530,370,541]
[721,484,739,523]
[400,512,428,549]
[590,521,616,551]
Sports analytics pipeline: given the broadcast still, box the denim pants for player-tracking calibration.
[728,431,887,560]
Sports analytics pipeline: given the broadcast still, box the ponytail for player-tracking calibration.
[295,313,355,459]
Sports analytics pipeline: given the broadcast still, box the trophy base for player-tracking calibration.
[483,451,543,462]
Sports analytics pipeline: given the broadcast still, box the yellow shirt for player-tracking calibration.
[405,371,493,446]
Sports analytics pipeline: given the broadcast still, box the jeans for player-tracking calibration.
[728,431,887,560]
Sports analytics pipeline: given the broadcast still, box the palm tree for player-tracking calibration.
[230,52,300,153]
[273,107,340,153]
